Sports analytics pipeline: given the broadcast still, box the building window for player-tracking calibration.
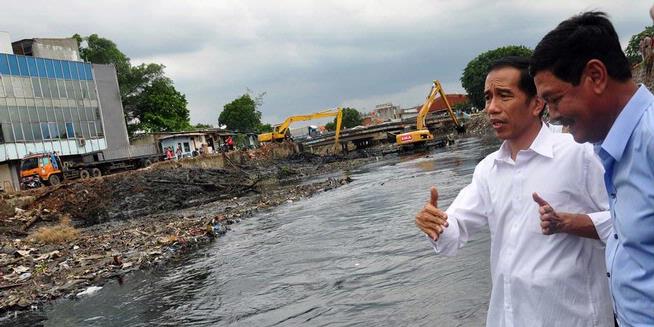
[88,121,97,138]
[12,123,24,141]
[31,123,41,141]
[22,123,33,141]
[21,77,33,98]
[73,121,82,139]
[57,80,67,98]
[11,76,24,98]
[48,122,59,140]
[81,81,89,99]
[183,142,190,152]
[3,123,13,142]
[38,78,49,98]
[57,122,66,139]
[40,122,50,140]
[31,78,41,98]
[48,79,58,99]
[3,77,13,97]
[65,122,75,139]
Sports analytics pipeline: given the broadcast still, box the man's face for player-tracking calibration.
[534,70,600,143]
[484,67,540,141]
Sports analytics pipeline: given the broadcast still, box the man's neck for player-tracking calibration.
[507,121,542,161]
[600,80,639,141]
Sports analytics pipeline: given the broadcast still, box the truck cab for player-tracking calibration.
[20,153,64,188]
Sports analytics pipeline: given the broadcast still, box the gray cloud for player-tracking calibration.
[3,1,651,125]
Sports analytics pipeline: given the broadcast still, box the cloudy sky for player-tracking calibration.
[3,1,652,126]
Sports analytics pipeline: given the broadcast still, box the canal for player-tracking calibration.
[7,137,499,327]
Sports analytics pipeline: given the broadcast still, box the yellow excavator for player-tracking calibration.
[258,107,343,149]
[395,80,463,147]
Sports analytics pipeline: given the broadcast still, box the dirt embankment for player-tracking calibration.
[0,144,370,314]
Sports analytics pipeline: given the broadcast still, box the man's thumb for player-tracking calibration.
[430,187,439,207]
[532,192,549,207]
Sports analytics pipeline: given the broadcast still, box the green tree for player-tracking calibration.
[74,34,190,135]
[258,123,273,132]
[193,123,214,130]
[327,107,361,130]
[219,94,262,132]
[461,45,533,110]
[134,79,191,133]
[74,34,131,80]
[453,100,472,114]
[626,26,654,64]
[341,107,362,128]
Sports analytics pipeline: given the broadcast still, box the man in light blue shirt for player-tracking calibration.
[531,11,654,326]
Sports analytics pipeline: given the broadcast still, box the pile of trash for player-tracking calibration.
[464,113,494,137]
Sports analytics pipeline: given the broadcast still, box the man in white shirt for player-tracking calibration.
[415,56,613,327]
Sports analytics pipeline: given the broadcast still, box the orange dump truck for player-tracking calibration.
[19,152,162,189]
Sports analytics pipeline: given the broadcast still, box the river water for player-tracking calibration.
[7,137,500,327]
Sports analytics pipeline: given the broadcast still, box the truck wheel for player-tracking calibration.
[80,169,90,180]
[48,174,61,186]
[91,168,102,178]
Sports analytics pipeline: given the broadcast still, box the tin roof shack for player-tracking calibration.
[197,129,259,150]
[131,132,208,158]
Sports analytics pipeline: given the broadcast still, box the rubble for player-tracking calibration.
[463,113,494,137]
[0,145,369,315]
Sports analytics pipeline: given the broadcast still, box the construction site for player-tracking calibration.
[2,4,651,326]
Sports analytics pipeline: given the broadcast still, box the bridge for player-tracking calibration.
[301,113,462,153]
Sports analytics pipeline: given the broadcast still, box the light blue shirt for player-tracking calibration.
[597,85,654,326]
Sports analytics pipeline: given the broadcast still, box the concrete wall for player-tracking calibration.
[0,32,11,54]
[93,64,131,160]
[32,38,81,61]
[0,163,17,192]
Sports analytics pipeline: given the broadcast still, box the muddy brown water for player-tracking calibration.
[4,137,499,327]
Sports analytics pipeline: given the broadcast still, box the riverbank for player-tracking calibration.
[0,143,372,314]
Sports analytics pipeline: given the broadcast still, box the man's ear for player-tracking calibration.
[583,59,608,95]
[530,96,545,117]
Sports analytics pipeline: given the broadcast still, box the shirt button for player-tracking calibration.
[614,234,618,240]
[607,272,611,278]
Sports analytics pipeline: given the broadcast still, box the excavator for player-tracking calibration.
[395,80,464,148]
[258,107,343,150]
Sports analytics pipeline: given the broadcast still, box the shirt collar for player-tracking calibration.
[600,85,653,161]
[495,123,553,164]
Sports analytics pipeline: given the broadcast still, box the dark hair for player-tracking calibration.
[490,56,537,99]
[530,11,631,85]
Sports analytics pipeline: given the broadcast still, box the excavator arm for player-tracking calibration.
[396,80,463,147]
[259,108,343,152]
[433,80,462,129]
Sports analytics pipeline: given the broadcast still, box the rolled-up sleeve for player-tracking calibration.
[588,211,612,243]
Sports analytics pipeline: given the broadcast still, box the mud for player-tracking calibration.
[0,145,371,315]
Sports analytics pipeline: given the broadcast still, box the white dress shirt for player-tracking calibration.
[431,125,613,327]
